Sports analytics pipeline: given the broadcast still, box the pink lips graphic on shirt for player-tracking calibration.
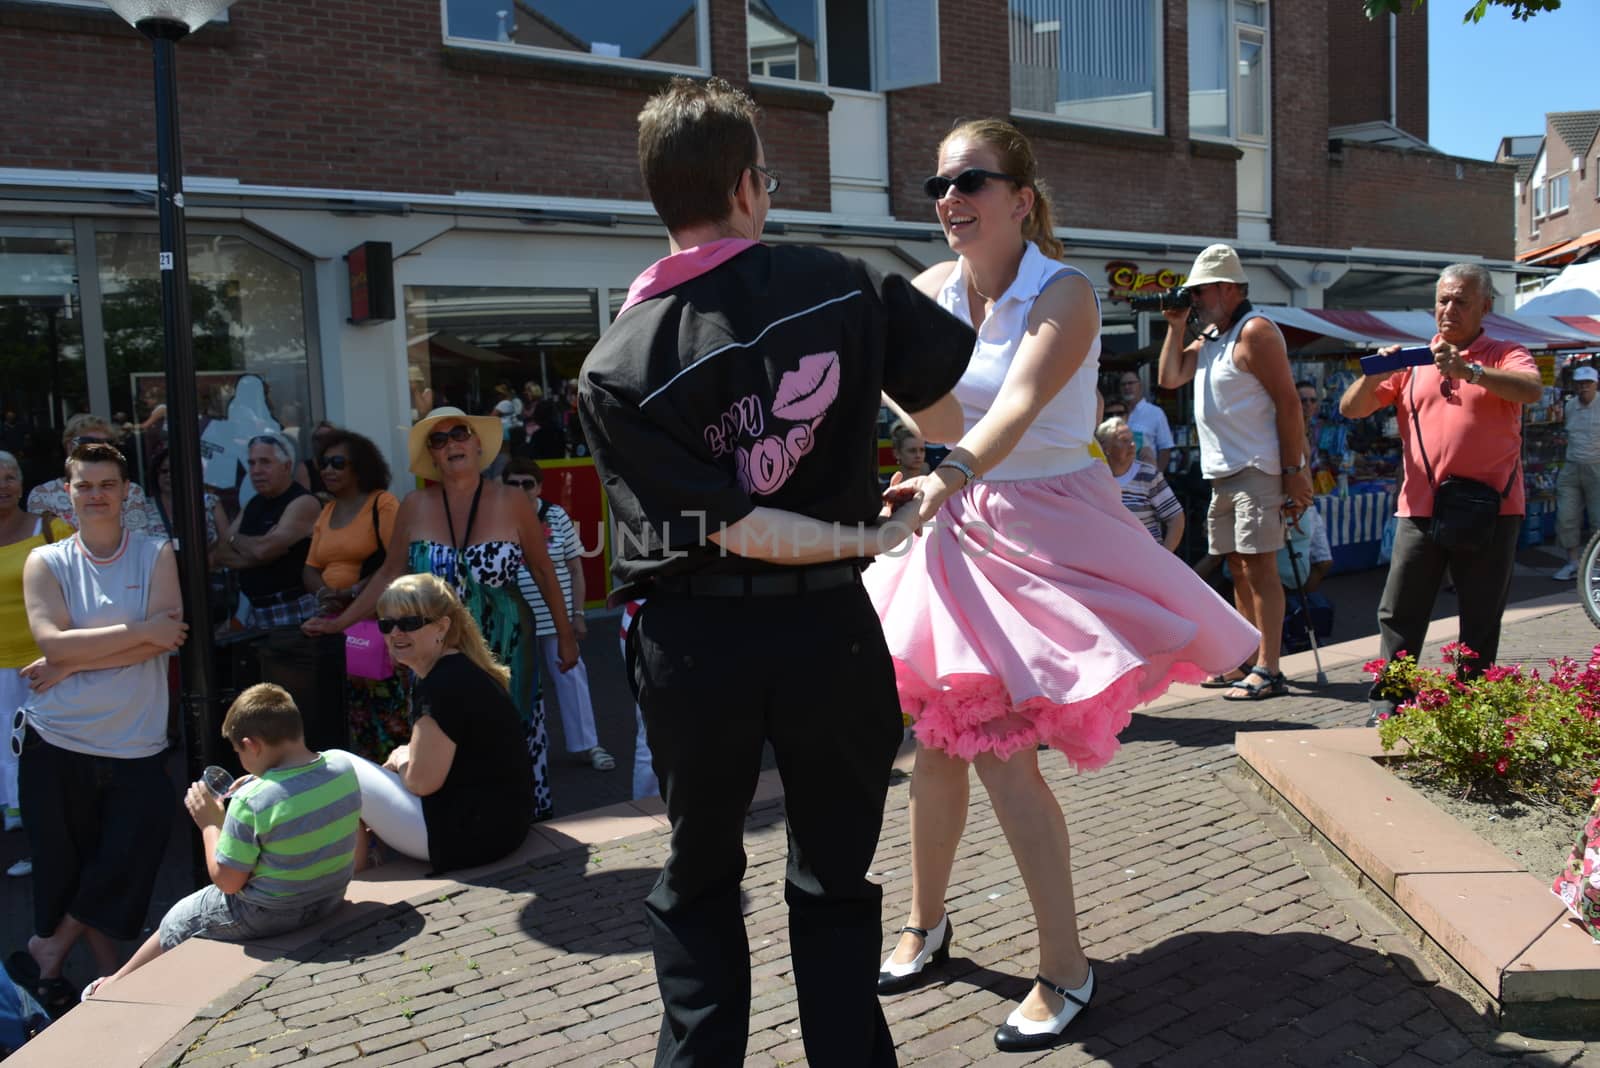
[706,351,840,497]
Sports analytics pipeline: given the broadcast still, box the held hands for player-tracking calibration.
[184,781,226,830]
[19,656,71,694]
[1431,338,1472,381]
[141,609,189,652]
[555,630,579,673]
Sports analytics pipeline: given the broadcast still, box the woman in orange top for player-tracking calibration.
[302,429,403,761]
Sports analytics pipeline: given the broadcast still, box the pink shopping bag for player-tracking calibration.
[344,619,393,680]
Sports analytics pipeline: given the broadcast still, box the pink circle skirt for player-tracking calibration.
[865,463,1260,770]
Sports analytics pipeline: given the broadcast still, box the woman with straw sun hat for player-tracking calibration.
[306,407,576,821]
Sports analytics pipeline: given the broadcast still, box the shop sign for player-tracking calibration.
[1536,355,1556,385]
[1106,261,1186,300]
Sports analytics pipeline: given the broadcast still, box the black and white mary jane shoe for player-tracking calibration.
[993,968,1095,1052]
[876,912,953,995]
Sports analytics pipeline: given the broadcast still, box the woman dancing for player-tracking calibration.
[868,119,1258,1052]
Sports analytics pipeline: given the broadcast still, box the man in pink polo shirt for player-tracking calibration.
[1341,264,1541,725]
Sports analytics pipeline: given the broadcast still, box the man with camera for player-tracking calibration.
[1157,244,1310,701]
[1340,264,1540,724]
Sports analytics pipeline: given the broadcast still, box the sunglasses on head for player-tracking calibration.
[376,615,434,635]
[317,455,348,471]
[426,425,474,450]
[922,169,1020,200]
[71,435,111,449]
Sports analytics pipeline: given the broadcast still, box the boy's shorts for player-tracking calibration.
[158,884,343,951]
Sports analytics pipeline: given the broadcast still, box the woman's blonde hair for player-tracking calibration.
[377,573,511,690]
[61,412,113,447]
[889,422,922,451]
[941,118,1064,261]
[1094,416,1130,448]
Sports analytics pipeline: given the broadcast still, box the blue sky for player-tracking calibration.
[1428,1,1600,160]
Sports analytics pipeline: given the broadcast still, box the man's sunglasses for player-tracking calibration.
[71,435,112,449]
[922,169,1020,200]
[503,478,539,490]
[426,425,474,450]
[376,615,434,635]
[317,455,348,471]
[750,163,781,195]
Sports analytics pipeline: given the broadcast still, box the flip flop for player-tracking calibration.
[1221,666,1287,702]
[1200,665,1252,689]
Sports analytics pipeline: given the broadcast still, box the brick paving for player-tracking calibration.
[132,598,1598,1068]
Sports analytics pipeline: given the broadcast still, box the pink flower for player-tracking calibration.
[1362,658,1388,679]
[1377,712,1390,721]
[1418,689,1448,711]
[1455,644,1479,662]
[1483,666,1516,683]
[1494,758,1510,775]
[1504,730,1517,746]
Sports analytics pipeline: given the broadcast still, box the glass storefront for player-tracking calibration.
[0,219,318,515]
[404,285,603,459]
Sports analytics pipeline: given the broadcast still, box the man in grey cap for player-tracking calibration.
[1158,243,1311,700]
[1555,364,1600,581]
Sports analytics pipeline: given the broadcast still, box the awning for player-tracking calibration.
[1525,229,1600,266]
[1253,306,1600,355]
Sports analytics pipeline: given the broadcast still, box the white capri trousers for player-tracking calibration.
[327,749,430,862]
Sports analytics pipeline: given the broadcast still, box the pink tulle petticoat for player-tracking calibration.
[864,463,1259,770]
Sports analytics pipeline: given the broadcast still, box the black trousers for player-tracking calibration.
[256,628,348,753]
[628,581,902,1068]
[1374,515,1522,688]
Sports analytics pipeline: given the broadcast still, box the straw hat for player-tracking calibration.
[407,406,502,481]
[1185,243,1249,287]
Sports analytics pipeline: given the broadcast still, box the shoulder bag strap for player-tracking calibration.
[1409,365,1522,500]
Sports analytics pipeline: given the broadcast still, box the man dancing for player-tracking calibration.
[579,77,975,1067]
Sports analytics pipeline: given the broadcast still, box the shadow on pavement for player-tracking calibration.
[915,929,1489,1062]
[1121,711,1312,748]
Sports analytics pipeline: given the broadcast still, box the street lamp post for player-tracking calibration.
[104,0,237,809]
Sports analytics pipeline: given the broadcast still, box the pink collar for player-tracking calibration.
[618,238,759,316]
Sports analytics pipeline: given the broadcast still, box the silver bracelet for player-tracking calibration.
[939,459,978,486]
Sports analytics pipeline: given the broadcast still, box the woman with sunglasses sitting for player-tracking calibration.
[26,414,164,534]
[333,573,533,873]
[301,428,404,763]
[146,446,230,566]
[305,407,575,823]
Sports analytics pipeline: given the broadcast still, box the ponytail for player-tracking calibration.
[1023,179,1064,261]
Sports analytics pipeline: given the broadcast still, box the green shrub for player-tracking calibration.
[1368,642,1600,814]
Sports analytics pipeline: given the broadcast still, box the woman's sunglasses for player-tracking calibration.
[317,455,348,471]
[377,615,434,635]
[922,169,1020,200]
[426,425,474,450]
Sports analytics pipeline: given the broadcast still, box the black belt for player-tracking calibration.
[651,562,861,598]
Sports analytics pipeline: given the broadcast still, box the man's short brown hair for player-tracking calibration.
[64,441,129,481]
[637,77,760,232]
[222,683,304,746]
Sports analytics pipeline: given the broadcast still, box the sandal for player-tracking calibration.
[1200,665,1252,689]
[5,952,76,1020]
[587,747,616,772]
[1221,665,1286,702]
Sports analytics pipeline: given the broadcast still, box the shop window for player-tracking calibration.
[1548,173,1569,214]
[95,231,315,510]
[1188,0,1269,143]
[403,286,600,460]
[1010,0,1162,132]
[0,226,87,497]
[445,0,706,72]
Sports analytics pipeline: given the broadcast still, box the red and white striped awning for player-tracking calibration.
[1254,306,1600,354]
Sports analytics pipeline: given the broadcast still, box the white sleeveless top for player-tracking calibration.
[938,242,1102,481]
[23,531,170,759]
[1193,309,1282,480]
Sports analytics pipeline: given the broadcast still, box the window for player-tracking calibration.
[445,0,706,72]
[1533,182,1546,219]
[1010,0,1162,132]
[1548,172,1570,214]
[1188,0,1269,142]
[746,1,876,90]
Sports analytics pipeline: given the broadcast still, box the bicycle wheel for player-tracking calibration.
[1581,529,1600,630]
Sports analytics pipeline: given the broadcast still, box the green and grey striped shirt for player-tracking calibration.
[217,751,360,907]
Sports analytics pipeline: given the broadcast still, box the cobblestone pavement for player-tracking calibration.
[147,603,1598,1067]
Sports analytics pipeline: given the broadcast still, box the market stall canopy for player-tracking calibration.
[1519,261,1600,316]
[1254,305,1600,355]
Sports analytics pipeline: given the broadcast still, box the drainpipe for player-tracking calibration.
[1388,14,1398,128]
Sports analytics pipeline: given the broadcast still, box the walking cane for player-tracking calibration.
[1283,514,1328,686]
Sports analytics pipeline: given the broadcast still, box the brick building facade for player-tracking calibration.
[0,0,1518,561]
[1499,111,1600,263]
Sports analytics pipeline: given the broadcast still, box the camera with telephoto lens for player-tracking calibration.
[1127,286,1192,313]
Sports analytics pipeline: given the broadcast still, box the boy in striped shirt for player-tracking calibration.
[85,684,359,997]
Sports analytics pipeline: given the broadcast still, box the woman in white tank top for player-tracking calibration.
[865,120,1258,1052]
